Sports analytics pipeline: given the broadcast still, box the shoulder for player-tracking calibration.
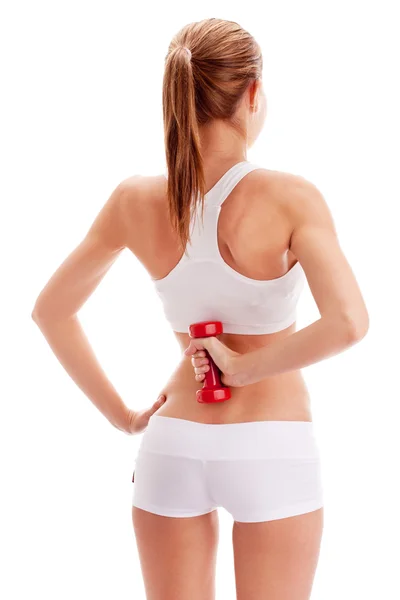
[115,173,167,225]
[105,173,167,253]
[250,167,320,199]
[253,168,335,230]
[117,173,167,207]
[240,166,315,204]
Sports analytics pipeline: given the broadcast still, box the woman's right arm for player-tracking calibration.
[187,175,369,387]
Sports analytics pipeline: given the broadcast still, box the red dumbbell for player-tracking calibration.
[188,321,231,403]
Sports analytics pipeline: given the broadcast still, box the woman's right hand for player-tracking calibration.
[127,394,167,435]
[184,337,242,386]
[189,350,210,382]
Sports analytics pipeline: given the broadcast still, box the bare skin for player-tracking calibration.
[32,79,368,599]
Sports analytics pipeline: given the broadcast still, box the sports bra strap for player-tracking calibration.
[207,161,262,208]
[186,161,262,261]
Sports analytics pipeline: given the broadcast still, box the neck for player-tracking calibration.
[198,119,248,167]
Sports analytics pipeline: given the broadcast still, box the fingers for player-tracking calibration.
[191,354,208,368]
[184,340,198,356]
[191,351,209,378]
[194,364,210,376]
[143,395,166,418]
[184,339,207,356]
[183,342,211,382]
[154,394,166,407]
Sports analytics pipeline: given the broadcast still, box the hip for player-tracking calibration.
[132,415,324,522]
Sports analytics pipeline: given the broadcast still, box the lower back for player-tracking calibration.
[153,326,312,424]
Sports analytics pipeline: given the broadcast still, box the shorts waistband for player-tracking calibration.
[139,415,320,461]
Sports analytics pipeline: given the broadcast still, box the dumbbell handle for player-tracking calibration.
[188,321,231,403]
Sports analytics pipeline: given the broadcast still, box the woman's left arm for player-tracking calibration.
[32,179,136,432]
[186,176,370,387]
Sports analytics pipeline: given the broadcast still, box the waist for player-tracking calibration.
[140,415,320,461]
[157,358,312,423]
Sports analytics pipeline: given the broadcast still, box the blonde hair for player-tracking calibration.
[162,18,263,250]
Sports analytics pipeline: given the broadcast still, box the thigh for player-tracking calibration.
[131,449,219,599]
[207,448,324,600]
[232,507,324,600]
[132,506,219,600]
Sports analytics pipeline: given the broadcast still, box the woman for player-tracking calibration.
[32,18,369,600]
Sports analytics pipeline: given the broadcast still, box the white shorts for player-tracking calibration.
[132,415,324,523]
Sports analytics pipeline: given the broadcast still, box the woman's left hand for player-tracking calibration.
[184,336,242,386]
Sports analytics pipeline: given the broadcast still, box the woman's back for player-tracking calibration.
[121,159,312,424]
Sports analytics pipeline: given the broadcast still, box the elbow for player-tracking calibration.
[31,305,41,323]
[31,293,45,322]
[31,299,48,324]
[340,310,370,345]
[31,302,56,326]
[31,300,75,325]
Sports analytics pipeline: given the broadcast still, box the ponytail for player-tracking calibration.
[162,19,262,251]
[163,45,205,252]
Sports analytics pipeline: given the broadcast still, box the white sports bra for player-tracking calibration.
[152,161,306,335]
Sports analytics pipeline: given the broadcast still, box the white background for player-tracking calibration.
[1,1,399,598]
